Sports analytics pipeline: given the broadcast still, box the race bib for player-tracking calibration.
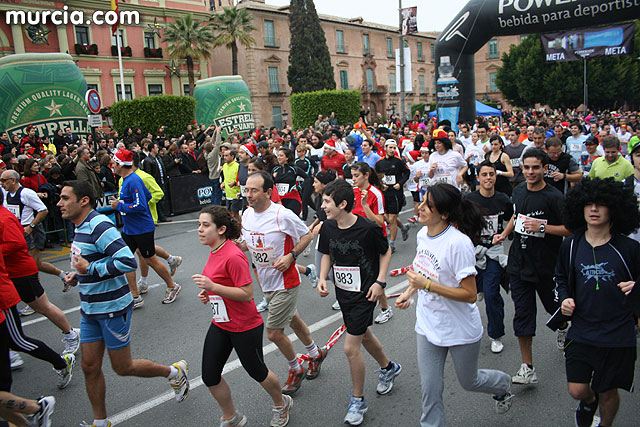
[419,177,431,189]
[6,204,19,219]
[481,215,499,237]
[275,183,289,196]
[382,175,396,185]
[514,213,547,238]
[209,295,230,323]
[333,266,361,292]
[240,185,247,197]
[569,142,582,153]
[250,247,276,268]
[70,243,82,270]
[510,158,522,168]
[434,175,454,186]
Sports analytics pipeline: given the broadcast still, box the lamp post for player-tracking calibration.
[282,110,289,128]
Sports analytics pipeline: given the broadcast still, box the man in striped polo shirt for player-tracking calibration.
[58,180,189,427]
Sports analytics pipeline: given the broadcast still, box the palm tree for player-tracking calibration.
[210,6,257,75]
[162,14,215,96]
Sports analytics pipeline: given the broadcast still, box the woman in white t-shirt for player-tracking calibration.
[395,183,513,426]
[427,130,468,189]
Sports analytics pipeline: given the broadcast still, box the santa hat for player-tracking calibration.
[0,160,5,169]
[114,148,133,166]
[432,129,448,140]
[323,139,337,150]
[419,145,430,152]
[561,121,569,129]
[404,150,420,162]
[240,143,257,158]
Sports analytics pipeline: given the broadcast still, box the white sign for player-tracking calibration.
[395,47,413,92]
[88,114,103,127]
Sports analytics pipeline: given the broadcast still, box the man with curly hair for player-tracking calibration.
[555,178,640,427]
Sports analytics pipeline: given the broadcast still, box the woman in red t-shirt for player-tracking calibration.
[20,158,48,193]
[193,206,291,425]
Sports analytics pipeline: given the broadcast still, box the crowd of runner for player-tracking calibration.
[0,106,639,427]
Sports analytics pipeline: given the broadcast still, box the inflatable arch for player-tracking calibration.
[435,0,640,126]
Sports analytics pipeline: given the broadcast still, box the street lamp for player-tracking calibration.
[282,110,289,128]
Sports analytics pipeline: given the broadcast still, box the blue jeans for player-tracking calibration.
[210,178,222,206]
[475,258,505,339]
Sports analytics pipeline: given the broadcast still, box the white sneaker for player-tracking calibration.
[25,396,55,427]
[133,295,145,309]
[168,360,190,402]
[10,351,23,370]
[55,353,75,389]
[168,255,183,276]
[331,300,341,310]
[512,363,538,385]
[256,297,268,312]
[62,328,80,355]
[494,391,514,414]
[490,339,504,354]
[374,308,393,324]
[302,247,311,257]
[137,278,149,295]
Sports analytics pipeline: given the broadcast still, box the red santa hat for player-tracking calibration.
[240,143,257,158]
[404,150,420,162]
[0,160,6,169]
[323,139,337,150]
[114,148,133,166]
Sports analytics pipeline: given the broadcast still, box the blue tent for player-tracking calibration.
[475,100,502,117]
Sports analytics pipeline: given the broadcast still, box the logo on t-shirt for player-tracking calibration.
[580,262,615,284]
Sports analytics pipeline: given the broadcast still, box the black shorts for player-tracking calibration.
[411,191,421,203]
[337,292,376,336]
[121,231,156,258]
[565,341,637,393]
[509,274,559,337]
[383,191,405,215]
[11,274,44,304]
[24,223,46,251]
[226,198,243,212]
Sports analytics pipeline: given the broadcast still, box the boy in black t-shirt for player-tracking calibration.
[317,180,401,426]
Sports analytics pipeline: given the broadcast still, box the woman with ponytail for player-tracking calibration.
[395,183,513,426]
[484,134,514,196]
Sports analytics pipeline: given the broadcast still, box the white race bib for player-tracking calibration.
[6,204,19,219]
[481,214,499,237]
[514,213,547,238]
[382,175,396,185]
[333,266,361,292]
[250,247,276,268]
[510,158,522,168]
[275,183,289,196]
[209,295,230,323]
[419,177,431,189]
[240,185,247,197]
[434,175,454,186]
[70,243,82,270]
[569,142,582,153]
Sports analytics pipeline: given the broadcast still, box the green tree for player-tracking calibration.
[287,0,335,93]
[163,14,215,97]
[211,6,257,75]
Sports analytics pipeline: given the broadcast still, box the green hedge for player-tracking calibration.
[110,95,196,139]
[290,90,360,129]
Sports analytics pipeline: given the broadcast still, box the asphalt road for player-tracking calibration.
[11,207,640,427]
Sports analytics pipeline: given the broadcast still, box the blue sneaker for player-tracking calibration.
[344,396,367,425]
[306,264,318,288]
[375,361,402,395]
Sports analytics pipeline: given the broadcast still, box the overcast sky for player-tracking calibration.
[266,0,470,32]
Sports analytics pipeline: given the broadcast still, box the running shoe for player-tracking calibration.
[401,224,410,241]
[281,362,308,395]
[390,245,396,254]
[490,339,504,354]
[375,361,402,395]
[575,395,599,427]
[306,264,318,288]
[220,412,248,427]
[477,292,484,302]
[270,394,293,427]
[162,283,182,304]
[332,300,341,310]
[374,308,393,324]
[557,326,568,350]
[20,305,36,316]
[25,395,55,427]
[61,271,75,292]
[62,328,80,355]
[256,297,269,312]
[137,278,149,295]
[55,353,75,389]
[10,350,24,370]
[168,255,183,276]
[168,360,190,402]
[494,391,514,414]
[79,420,112,427]
[344,396,368,425]
[307,348,327,380]
[133,295,145,310]
[302,246,311,257]
[512,363,538,385]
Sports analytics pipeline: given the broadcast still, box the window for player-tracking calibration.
[417,42,423,61]
[365,69,374,92]
[489,72,498,92]
[433,76,436,95]
[389,72,396,93]
[336,30,345,53]
[419,74,425,94]
[111,29,124,47]
[339,70,348,90]
[386,37,393,57]
[183,84,190,96]
[265,20,275,47]
[268,66,280,92]
[87,84,98,92]
[75,26,89,45]
[488,39,498,58]
[403,40,408,48]
[272,106,282,129]
[144,32,156,49]
[115,84,133,101]
[148,84,163,96]
[430,44,435,62]
[363,34,370,55]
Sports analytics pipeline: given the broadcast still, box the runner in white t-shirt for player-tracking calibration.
[238,171,328,396]
[427,130,468,189]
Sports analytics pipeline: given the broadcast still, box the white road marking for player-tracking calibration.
[109,280,409,425]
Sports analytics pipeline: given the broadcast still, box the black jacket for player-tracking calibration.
[141,155,165,185]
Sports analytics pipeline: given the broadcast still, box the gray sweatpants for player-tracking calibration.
[417,334,510,427]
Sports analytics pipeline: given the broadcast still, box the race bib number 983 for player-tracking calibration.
[334,266,361,292]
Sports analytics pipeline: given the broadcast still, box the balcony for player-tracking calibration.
[111,45,132,57]
[74,43,98,55]
[264,37,281,49]
[363,48,373,56]
[144,47,163,58]
[336,44,348,54]
[268,84,286,95]
[361,84,387,94]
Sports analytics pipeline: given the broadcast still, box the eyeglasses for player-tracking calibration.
[0,178,14,182]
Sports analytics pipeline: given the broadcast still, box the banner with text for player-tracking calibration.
[542,23,635,62]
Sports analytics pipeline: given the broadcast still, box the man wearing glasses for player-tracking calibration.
[543,137,582,194]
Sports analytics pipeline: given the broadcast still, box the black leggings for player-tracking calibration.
[3,305,65,370]
[0,322,11,392]
[202,323,269,387]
